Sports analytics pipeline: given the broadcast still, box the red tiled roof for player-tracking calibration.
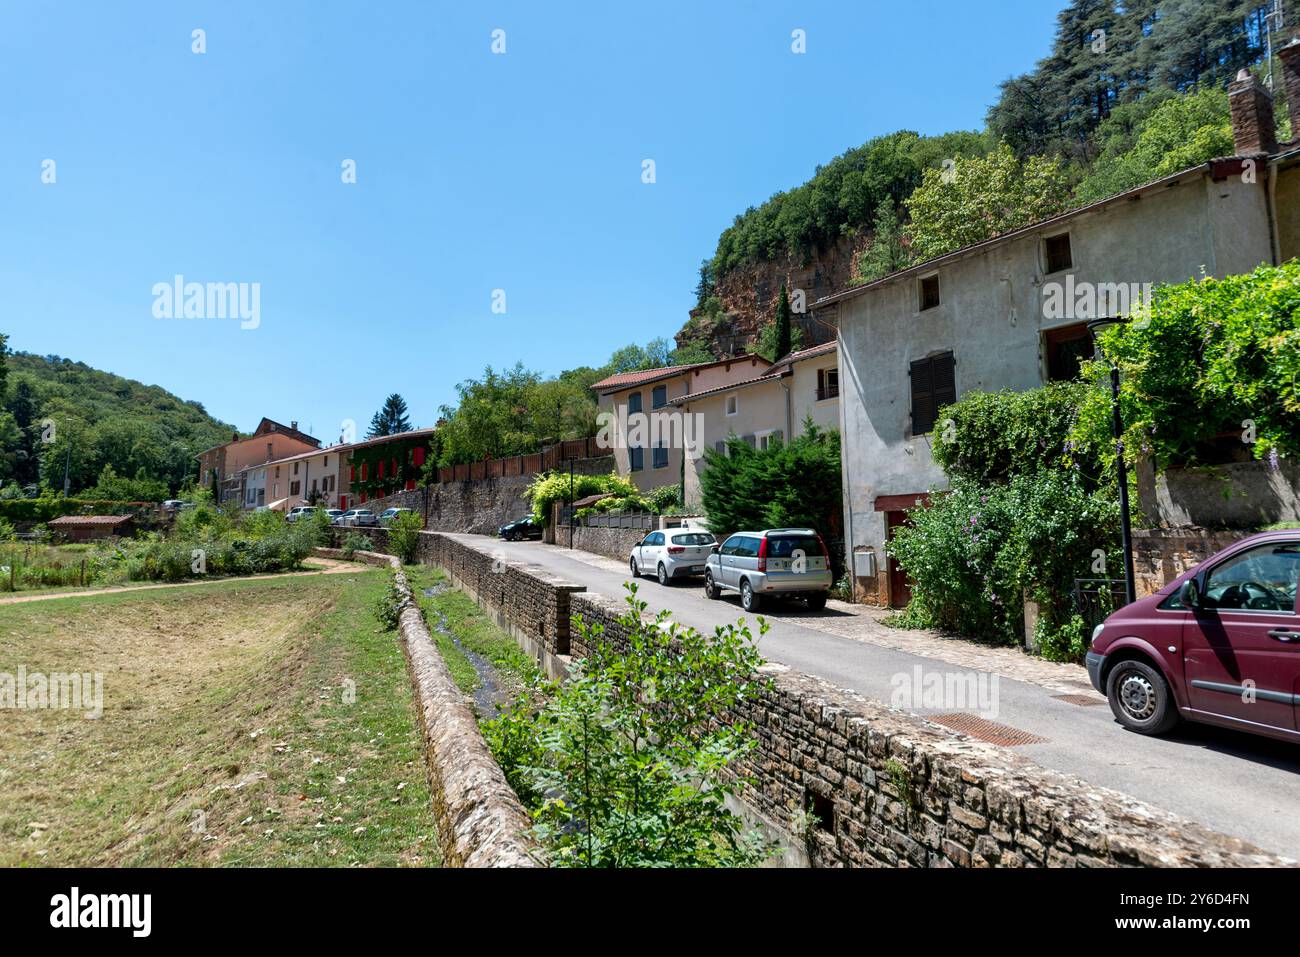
[48,515,133,526]
[590,354,771,394]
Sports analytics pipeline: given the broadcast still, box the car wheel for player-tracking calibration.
[629,556,639,578]
[740,579,761,613]
[1106,659,1179,735]
[704,572,720,600]
[805,593,828,611]
[657,563,669,586]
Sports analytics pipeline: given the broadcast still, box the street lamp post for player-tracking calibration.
[1087,318,1137,607]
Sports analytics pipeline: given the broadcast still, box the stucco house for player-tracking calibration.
[814,59,1300,608]
[671,342,840,509]
[196,417,320,506]
[261,445,350,511]
[590,355,772,494]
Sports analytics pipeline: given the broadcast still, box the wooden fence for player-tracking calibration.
[435,436,605,484]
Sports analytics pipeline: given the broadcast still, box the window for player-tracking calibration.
[323,456,329,468]
[757,430,783,451]
[1203,542,1300,613]
[910,352,956,436]
[290,481,301,496]
[714,440,728,456]
[726,394,738,416]
[919,275,941,311]
[629,446,644,472]
[1044,322,1093,382]
[817,368,839,401]
[1044,233,1073,274]
[652,385,668,409]
[653,443,669,469]
[672,533,715,546]
[720,535,742,556]
[627,392,642,414]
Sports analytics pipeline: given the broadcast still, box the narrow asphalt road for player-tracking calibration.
[460,534,1300,859]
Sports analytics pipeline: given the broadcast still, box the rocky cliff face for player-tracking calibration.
[675,234,863,358]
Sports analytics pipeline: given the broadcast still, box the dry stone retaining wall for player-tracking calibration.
[313,546,539,867]
[326,533,1292,868]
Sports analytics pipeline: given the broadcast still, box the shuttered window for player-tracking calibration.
[910,352,956,436]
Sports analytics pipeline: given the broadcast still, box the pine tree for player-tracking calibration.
[854,196,911,284]
[367,394,413,438]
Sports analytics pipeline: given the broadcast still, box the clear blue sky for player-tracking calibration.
[0,0,1057,440]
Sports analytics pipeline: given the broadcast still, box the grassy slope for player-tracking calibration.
[0,571,437,866]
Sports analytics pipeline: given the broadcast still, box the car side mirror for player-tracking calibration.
[711,545,721,554]
[1179,578,1200,610]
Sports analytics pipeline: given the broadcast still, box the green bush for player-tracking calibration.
[699,424,841,557]
[341,532,371,559]
[1069,261,1300,470]
[931,382,1101,485]
[483,584,771,867]
[888,473,1119,652]
[388,510,424,565]
[525,471,641,524]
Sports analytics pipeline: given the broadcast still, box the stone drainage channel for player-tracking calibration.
[421,583,514,717]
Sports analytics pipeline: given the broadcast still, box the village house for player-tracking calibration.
[590,355,772,494]
[813,55,1300,608]
[258,444,350,511]
[345,428,438,507]
[671,342,840,509]
[196,417,319,506]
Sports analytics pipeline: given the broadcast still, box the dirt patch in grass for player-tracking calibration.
[0,571,437,866]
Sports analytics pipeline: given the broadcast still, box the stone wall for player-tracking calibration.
[312,546,539,867]
[1133,527,1253,598]
[356,529,1288,868]
[566,525,648,563]
[358,454,613,536]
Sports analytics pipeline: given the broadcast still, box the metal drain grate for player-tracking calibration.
[930,714,1048,746]
[1053,693,1106,707]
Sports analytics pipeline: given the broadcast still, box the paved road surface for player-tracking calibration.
[460,534,1300,859]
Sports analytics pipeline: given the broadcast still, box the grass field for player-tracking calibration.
[0,570,438,866]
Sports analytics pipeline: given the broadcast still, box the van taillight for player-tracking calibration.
[816,533,829,558]
[757,537,768,573]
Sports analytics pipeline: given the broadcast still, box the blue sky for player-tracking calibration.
[0,0,1057,439]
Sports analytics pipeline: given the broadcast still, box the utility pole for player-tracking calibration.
[62,438,71,497]
[568,456,575,550]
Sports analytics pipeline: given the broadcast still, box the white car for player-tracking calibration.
[629,530,717,585]
[324,509,345,524]
[286,506,317,523]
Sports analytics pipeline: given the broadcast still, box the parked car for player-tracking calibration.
[323,509,344,524]
[629,530,716,585]
[286,506,317,523]
[1087,530,1300,743]
[162,500,193,512]
[499,515,543,541]
[379,507,413,526]
[703,528,833,612]
[338,508,378,527]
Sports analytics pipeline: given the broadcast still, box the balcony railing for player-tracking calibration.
[816,383,840,401]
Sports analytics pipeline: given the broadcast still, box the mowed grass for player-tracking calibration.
[0,571,438,866]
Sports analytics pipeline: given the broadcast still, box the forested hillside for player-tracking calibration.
[677,0,1286,357]
[0,341,237,498]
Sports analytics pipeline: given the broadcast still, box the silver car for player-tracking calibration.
[703,529,833,612]
[629,530,716,585]
[339,508,378,527]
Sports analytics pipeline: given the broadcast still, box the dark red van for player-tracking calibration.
[1087,530,1300,743]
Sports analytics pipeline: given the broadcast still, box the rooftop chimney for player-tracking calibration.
[291,420,298,431]
[1229,69,1279,156]
[1278,40,1300,147]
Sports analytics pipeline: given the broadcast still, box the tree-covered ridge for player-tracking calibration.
[0,349,237,496]
[701,0,1278,287]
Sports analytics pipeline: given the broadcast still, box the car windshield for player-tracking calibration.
[767,536,823,559]
[672,533,714,546]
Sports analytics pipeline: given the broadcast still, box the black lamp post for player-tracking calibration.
[1086,317,1137,606]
